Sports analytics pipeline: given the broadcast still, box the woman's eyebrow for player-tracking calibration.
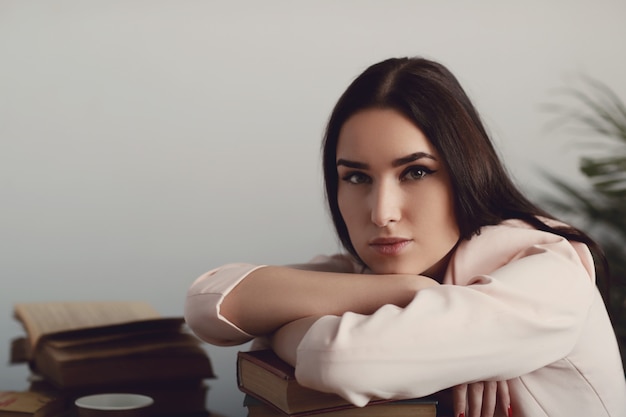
[392,152,437,167]
[336,152,437,169]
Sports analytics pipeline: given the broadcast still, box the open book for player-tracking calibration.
[13,301,160,356]
[11,301,214,389]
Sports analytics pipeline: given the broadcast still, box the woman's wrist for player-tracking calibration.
[271,316,322,366]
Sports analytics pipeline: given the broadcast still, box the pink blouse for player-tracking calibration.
[185,219,626,417]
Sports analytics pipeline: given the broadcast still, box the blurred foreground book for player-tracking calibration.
[0,390,65,417]
[237,349,436,417]
[10,301,215,416]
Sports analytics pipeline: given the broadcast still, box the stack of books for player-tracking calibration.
[9,301,215,417]
[237,349,437,417]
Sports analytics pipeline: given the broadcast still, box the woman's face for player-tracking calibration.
[336,108,460,278]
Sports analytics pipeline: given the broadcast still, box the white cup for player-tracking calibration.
[74,393,154,417]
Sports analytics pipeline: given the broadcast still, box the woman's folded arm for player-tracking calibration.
[292,237,595,406]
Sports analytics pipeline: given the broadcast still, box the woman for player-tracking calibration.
[185,57,626,417]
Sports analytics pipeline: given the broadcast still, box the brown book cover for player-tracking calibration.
[0,391,67,417]
[9,337,29,365]
[237,350,432,416]
[29,318,214,388]
[244,395,437,417]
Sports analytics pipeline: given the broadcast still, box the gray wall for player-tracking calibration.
[1,1,625,416]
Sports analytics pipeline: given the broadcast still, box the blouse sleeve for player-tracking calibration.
[184,254,360,346]
[184,263,266,346]
[294,222,597,406]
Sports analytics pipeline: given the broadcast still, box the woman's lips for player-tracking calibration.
[369,238,412,255]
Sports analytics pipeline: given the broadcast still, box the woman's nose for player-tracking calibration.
[370,181,401,227]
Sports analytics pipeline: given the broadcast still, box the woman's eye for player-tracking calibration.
[402,166,435,181]
[342,172,370,184]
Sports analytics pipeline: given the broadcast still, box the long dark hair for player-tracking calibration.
[322,57,608,280]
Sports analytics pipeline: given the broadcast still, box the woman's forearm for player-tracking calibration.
[272,316,321,366]
[219,265,439,336]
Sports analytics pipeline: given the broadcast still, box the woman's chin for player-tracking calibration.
[367,261,418,275]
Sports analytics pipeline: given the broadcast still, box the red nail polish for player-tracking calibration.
[458,413,465,417]
[508,404,513,417]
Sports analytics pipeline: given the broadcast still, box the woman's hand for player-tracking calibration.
[453,381,512,417]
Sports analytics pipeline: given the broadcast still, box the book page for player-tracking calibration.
[13,301,160,349]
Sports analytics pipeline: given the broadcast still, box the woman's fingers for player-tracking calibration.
[453,381,499,417]
[497,380,512,417]
[453,383,467,417]
[467,382,484,417]
[479,381,497,417]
